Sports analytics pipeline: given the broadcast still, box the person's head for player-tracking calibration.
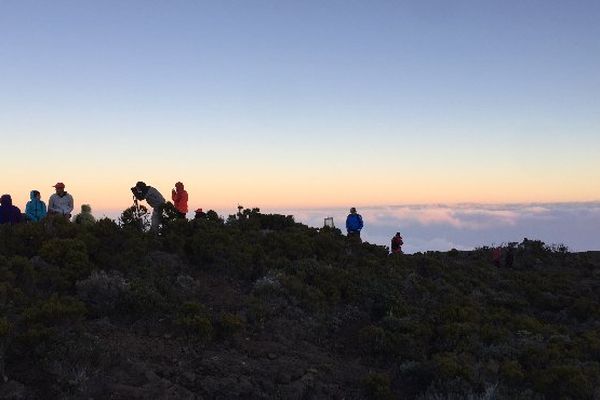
[135,181,147,190]
[195,208,203,213]
[175,182,184,191]
[81,204,92,213]
[30,190,41,200]
[350,207,357,214]
[0,194,12,206]
[396,232,401,237]
[53,182,65,195]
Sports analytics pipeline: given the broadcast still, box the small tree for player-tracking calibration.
[119,204,150,231]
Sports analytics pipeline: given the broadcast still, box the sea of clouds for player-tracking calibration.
[268,203,600,254]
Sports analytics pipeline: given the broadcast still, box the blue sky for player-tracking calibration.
[1,1,599,213]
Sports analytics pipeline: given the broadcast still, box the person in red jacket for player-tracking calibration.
[391,232,403,254]
[171,181,188,219]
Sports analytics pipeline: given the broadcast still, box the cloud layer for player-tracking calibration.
[272,203,600,254]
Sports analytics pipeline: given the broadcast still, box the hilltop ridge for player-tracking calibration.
[0,209,599,399]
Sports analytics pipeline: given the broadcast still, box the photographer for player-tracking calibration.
[131,181,165,231]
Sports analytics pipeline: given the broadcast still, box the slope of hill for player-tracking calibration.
[0,209,599,399]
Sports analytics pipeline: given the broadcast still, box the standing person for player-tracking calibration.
[345,207,364,242]
[48,182,74,218]
[391,232,404,254]
[25,190,47,221]
[73,204,96,225]
[171,181,188,219]
[131,181,166,231]
[0,194,22,224]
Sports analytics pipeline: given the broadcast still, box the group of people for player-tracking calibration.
[345,207,404,254]
[131,181,206,231]
[2,181,405,253]
[0,182,94,225]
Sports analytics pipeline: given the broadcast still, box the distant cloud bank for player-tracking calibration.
[272,203,600,254]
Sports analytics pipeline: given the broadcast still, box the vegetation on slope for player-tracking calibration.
[0,209,599,399]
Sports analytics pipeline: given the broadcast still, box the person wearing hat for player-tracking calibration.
[48,182,74,218]
[131,181,165,231]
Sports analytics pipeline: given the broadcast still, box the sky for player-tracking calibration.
[1,1,599,248]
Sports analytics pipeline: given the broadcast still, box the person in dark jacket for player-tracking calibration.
[25,190,47,221]
[391,232,404,254]
[0,194,22,224]
[345,207,364,242]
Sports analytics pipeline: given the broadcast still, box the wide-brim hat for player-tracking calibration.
[53,182,65,189]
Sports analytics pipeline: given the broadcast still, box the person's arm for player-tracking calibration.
[66,194,74,216]
[358,215,364,230]
[171,189,177,202]
[48,195,55,213]
[25,202,33,220]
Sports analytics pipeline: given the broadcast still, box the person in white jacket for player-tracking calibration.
[48,182,74,218]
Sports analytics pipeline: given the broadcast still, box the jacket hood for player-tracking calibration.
[81,204,92,213]
[30,190,41,200]
[1,194,12,206]
[175,182,184,190]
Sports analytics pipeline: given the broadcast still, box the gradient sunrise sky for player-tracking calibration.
[1,1,599,213]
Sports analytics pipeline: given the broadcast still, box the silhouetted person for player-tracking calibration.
[391,232,404,254]
[0,194,22,224]
[194,208,207,220]
[73,204,96,225]
[48,182,74,218]
[346,207,364,243]
[25,190,47,221]
[171,181,188,219]
[131,181,165,231]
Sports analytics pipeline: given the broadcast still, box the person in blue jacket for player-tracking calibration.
[345,207,364,242]
[0,194,22,224]
[25,190,47,221]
